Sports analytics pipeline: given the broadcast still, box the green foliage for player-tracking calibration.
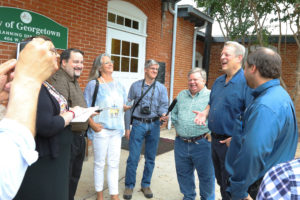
[195,0,299,47]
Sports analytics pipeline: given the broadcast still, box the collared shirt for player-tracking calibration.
[171,87,210,137]
[226,79,298,200]
[124,79,168,130]
[0,118,38,199]
[84,79,127,140]
[257,158,300,200]
[49,69,88,132]
[208,68,252,136]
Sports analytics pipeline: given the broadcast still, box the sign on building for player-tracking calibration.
[0,7,68,49]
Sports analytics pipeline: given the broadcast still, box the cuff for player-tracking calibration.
[0,118,38,165]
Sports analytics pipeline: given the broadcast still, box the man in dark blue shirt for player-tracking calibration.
[226,47,298,200]
[123,59,169,200]
[194,41,252,200]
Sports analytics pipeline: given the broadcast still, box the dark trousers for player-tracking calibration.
[69,133,86,200]
[211,136,231,200]
[248,178,263,199]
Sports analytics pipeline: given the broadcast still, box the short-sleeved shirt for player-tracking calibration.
[208,68,252,136]
[84,79,127,140]
[171,87,210,138]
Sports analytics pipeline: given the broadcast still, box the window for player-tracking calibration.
[107,12,139,30]
[110,39,139,73]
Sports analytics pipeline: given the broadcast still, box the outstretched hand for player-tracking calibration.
[193,110,207,126]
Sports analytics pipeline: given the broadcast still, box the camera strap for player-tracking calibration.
[130,80,156,122]
[141,80,156,111]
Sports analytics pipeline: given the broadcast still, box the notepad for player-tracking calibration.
[71,106,100,123]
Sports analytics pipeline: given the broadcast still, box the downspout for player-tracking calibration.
[192,22,207,68]
[167,2,178,130]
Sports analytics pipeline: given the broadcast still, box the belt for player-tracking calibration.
[177,133,207,143]
[211,132,230,140]
[133,116,159,123]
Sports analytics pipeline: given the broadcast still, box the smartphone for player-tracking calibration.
[16,41,30,59]
[95,107,110,113]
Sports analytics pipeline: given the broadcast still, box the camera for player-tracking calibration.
[140,106,151,115]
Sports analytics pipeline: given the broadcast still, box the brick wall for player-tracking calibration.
[0,0,107,88]
[0,0,198,98]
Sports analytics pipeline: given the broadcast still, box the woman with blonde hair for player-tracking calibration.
[84,53,130,200]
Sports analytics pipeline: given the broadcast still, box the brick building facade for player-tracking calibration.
[0,0,299,124]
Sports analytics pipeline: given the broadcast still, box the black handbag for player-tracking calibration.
[84,78,99,136]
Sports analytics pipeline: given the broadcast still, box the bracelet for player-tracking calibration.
[68,110,75,119]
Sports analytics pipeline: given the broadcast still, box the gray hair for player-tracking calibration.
[88,53,111,81]
[188,67,207,82]
[145,59,159,69]
[224,41,245,58]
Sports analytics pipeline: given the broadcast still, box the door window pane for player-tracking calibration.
[111,39,120,55]
[132,20,139,30]
[110,38,140,73]
[125,18,131,28]
[122,41,130,56]
[131,43,139,57]
[111,56,120,71]
[131,58,138,72]
[121,57,130,72]
[117,15,124,25]
[108,12,116,23]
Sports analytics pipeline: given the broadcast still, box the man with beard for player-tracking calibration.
[49,48,88,200]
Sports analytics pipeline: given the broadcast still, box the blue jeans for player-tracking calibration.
[125,119,160,189]
[175,136,215,200]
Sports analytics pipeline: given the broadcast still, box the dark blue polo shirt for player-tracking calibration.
[208,68,252,136]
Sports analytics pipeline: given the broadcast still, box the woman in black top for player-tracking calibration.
[14,81,79,200]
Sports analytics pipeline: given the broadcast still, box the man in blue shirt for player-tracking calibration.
[123,59,169,200]
[226,47,298,200]
[172,68,215,200]
[194,41,252,200]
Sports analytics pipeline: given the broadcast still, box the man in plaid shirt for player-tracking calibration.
[257,158,300,199]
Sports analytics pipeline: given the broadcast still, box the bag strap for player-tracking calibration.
[91,78,99,107]
[131,80,156,117]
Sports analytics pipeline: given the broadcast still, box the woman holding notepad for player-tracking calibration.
[84,54,130,200]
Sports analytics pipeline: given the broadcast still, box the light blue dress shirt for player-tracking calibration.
[124,79,168,130]
[0,118,38,199]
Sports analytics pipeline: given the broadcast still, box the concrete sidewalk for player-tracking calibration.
[75,128,222,200]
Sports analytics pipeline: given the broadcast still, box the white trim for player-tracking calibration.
[108,0,147,35]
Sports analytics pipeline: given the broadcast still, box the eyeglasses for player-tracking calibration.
[104,61,114,65]
[50,48,58,56]
[149,67,159,71]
